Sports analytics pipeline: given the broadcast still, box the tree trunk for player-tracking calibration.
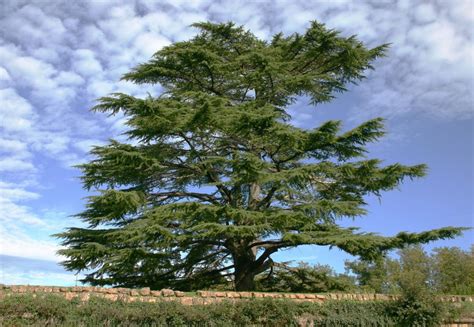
[234,265,256,291]
[232,248,258,291]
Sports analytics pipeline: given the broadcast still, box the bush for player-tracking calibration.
[388,291,446,327]
[256,262,356,293]
[0,293,459,326]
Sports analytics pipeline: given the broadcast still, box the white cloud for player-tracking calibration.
[8,56,57,88]
[0,138,29,156]
[0,88,35,132]
[0,181,39,201]
[31,134,70,155]
[133,32,171,58]
[30,47,61,64]
[0,158,35,172]
[413,3,437,24]
[0,196,44,225]
[0,67,11,81]
[0,270,79,286]
[72,49,103,77]
[1,4,67,47]
[73,139,105,153]
[86,79,114,99]
[0,226,61,262]
[56,71,85,86]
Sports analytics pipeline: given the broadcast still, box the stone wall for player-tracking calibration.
[1,285,472,326]
[0,284,472,305]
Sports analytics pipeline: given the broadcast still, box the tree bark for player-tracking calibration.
[234,267,256,291]
[232,245,276,291]
[232,246,258,291]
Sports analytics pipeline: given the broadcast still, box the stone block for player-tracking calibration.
[117,295,128,302]
[64,292,76,300]
[365,294,375,300]
[296,294,306,299]
[162,297,174,302]
[239,292,252,298]
[104,294,118,301]
[375,294,389,301]
[197,290,207,297]
[180,297,194,305]
[80,293,90,301]
[161,289,175,297]
[139,287,151,296]
[151,291,162,297]
[16,286,27,293]
[197,298,209,305]
[174,291,185,297]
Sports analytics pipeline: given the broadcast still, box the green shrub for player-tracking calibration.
[0,293,459,326]
[388,288,447,327]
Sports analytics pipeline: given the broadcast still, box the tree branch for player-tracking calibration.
[179,133,232,203]
[151,191,221,204]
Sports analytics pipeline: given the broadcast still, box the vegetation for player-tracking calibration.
[256,262,356,293]
[56,21,465,291]
[2,293,471,327]
[346,245,474,295]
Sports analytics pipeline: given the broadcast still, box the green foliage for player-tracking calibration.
[431,245,474,294]
[56,21,466,291]
[345,256,392,293]
[388,247,447,326]
[2,293,466,326]
[346,245,474,295]
[256,262,356,293]
[394,245,432,293]
[388,280,447,327]
[313,301,396,326]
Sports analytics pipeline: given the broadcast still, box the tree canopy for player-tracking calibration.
[57,21,466,291]
[346,245,474,295]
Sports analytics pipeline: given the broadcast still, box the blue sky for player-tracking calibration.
[0,0,472,286]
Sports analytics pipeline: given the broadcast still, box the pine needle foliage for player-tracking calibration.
[56,22,465,291]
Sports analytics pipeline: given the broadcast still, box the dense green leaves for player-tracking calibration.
[3,293,455,327]
[346,245,474,295]
[256,262,356,293]
[57,21,465,290]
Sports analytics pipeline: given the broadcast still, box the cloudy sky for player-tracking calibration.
[0,0,472,286]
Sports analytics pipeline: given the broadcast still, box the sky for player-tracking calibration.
[0,0,473,286]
